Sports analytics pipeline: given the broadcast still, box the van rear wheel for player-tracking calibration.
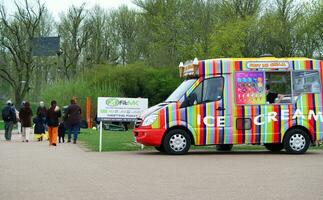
[216,144,233,151]
[163,129,191,155]
[284,128,310,154]
[264,143,284,152]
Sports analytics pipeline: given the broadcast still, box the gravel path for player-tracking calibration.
[1,133,323,200]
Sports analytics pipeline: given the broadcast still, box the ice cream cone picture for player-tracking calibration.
[235,72,265,105]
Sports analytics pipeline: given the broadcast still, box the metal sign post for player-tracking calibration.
[99,121,103,152]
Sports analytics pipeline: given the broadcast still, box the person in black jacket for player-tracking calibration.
[1,100,16,141]
[46,100,61,146]
[266,85,284,104]
[19,101,33,142]
[33,116,45,141]
[66,99,82,144]
[58,122,66,143]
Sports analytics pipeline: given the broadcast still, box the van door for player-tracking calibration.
[182,76,230,145]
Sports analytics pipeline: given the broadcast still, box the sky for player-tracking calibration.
[1,0,137,20]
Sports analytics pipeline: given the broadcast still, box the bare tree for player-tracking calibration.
[0,0,45,105]
[58,4,90,78]
[220,0,262,19]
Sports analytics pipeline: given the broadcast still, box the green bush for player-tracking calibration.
[40,63,182,117]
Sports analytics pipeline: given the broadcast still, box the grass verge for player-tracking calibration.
[0,121,4,130]
[78,129,153,151]
[78,129,323,152]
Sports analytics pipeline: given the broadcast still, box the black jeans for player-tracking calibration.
[4,121,14,141]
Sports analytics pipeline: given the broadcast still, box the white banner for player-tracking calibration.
[97,97,148,121]
[246,61,289,69]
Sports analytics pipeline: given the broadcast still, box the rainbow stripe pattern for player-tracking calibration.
[154,58,323,145]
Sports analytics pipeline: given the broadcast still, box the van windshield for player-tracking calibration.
[165,79,197,102]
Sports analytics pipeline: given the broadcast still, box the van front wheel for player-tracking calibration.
[163,129,191,155]
[284,129,310,154]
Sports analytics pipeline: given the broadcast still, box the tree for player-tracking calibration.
[135,0,184,66]
[58,4,91,78]
[0,0,45,105]
[110,6,140,65]
[294,0,323,58]
[84,6,119,65]
[220,0,261,19]
[210,0,261,57]
[312,0,323,59]
[211,19,251,57]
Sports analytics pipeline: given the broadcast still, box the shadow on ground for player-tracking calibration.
[134,149,321,156]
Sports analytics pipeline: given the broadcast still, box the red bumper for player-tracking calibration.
[133,127,165,146]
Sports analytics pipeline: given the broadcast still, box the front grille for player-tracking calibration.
[134,118,142,128]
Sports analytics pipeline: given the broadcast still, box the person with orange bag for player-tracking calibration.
[46,100,61,146]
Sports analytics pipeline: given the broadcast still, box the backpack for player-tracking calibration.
[2,107,12,121]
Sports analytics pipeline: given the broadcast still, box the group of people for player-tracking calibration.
[1,99,82,146]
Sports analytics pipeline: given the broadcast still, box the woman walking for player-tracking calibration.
[19,101,33,142]
[46,100,61,146]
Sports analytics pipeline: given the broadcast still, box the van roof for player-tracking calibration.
[204,57,312,61]
[180,57,323,78]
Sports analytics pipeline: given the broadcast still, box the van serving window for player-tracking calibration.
[234,70,321,105]
[265,72,292,104]
[293,71,321,94]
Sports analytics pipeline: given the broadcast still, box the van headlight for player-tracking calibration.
[142,114,158,126]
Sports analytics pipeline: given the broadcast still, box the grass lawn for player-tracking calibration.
[0,120,4,130]
[78,129,323,152]
[78,129,153,152]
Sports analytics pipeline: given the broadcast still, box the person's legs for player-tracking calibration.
[73,125,79,143]
[36,134,41,141]
[58,129,61,143]
[17,122,21,134]
[62,130,65,143]
[4,121,9,140]
[7,121,13,140]
[52,127,58,145]
[68,127,72,142]
[25,127,30,142]
[48,126,53,145]
[58,134,61,143]
[21,127,26,142]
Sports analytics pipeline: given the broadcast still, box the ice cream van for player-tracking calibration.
[133,56,323,155]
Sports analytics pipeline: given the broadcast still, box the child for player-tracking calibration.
[33,115,45,141]
[58,121,66,143]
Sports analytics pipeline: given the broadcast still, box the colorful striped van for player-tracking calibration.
[133,57,323,155]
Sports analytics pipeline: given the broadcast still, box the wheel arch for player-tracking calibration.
[283,125,314,143]
[162,125,195,145]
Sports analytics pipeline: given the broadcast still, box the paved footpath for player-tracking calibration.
[1,132,323,200]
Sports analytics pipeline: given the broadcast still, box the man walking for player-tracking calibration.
[1,100,16,141]
[67,99,82,144]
